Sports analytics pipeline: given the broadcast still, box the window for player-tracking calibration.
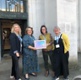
[0,0,24,12]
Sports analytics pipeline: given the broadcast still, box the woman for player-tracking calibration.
[22,27,39,80]
[10,23,22,80]
[39,25,54,77]
[53,27,70,80]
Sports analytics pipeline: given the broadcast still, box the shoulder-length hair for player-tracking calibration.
[11,23,21,36]
[25,27,33,35]
[40,25,48,34]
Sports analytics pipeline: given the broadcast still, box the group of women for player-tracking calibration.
[9,23,70,80]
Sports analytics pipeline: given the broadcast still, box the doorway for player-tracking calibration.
[1,19,27,57]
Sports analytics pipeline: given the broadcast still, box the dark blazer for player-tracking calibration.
[9,33,21,56]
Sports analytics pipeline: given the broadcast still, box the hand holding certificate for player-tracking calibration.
[34,40,46,49]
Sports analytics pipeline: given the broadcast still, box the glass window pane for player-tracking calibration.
[0,0,25,13]
[0,0,6,11]
[21,1,24,12]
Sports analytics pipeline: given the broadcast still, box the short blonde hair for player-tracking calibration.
[54,26,60,30]
[25,27,33,35]
[11,23,21,36]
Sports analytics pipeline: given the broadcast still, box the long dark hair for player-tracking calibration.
[40,25,48,34]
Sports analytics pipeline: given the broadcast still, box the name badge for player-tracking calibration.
[56,44,60,48]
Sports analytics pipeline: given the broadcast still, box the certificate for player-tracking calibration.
[34,40,46,49]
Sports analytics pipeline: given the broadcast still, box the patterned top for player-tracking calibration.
[22,34,39,74]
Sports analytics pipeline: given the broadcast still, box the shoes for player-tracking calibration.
[29,73,37,77]
[53,77,59,80]
[10,76,14,79]
[18,79,22,80]
[45,71,49,77]
[15,78,22,80]
[24,74,30,80]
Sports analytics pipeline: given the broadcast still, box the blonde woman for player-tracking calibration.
[9,23,22,80]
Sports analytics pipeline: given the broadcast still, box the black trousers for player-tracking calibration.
[53,51,69,78]
[11,56,20,79]
[42,50,53,71]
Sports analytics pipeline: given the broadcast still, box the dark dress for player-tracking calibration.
[53,34,69,78]
[22,34,39,74]
[10,33,22,80]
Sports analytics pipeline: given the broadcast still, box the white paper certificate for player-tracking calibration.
[34,40,46,49]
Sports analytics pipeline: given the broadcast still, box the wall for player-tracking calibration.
[78,0,81,52]
[28,0,78,66]
[57,0,78,65]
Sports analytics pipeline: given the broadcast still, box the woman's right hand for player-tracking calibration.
[16,52,20,57]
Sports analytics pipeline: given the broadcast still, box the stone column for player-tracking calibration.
[28,0,45,38]
[44,0,57,36]
[78,0,81,52]
[28,0,45,57]
[0,22,2,62]
[57,0,78,66]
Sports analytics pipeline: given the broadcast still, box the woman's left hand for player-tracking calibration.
[33,47,37,50]
[46,43,50,47]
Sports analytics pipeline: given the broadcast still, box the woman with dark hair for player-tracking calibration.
[22,27,39,80]
[39,25,54,77]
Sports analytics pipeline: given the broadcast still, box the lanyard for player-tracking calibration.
[55,34,61,43]
[56,37,59,43]
[17,35,22,43]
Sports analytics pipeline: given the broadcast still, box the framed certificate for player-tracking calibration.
[34,40,46,49]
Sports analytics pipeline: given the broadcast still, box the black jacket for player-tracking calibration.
[9,33,21,56]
